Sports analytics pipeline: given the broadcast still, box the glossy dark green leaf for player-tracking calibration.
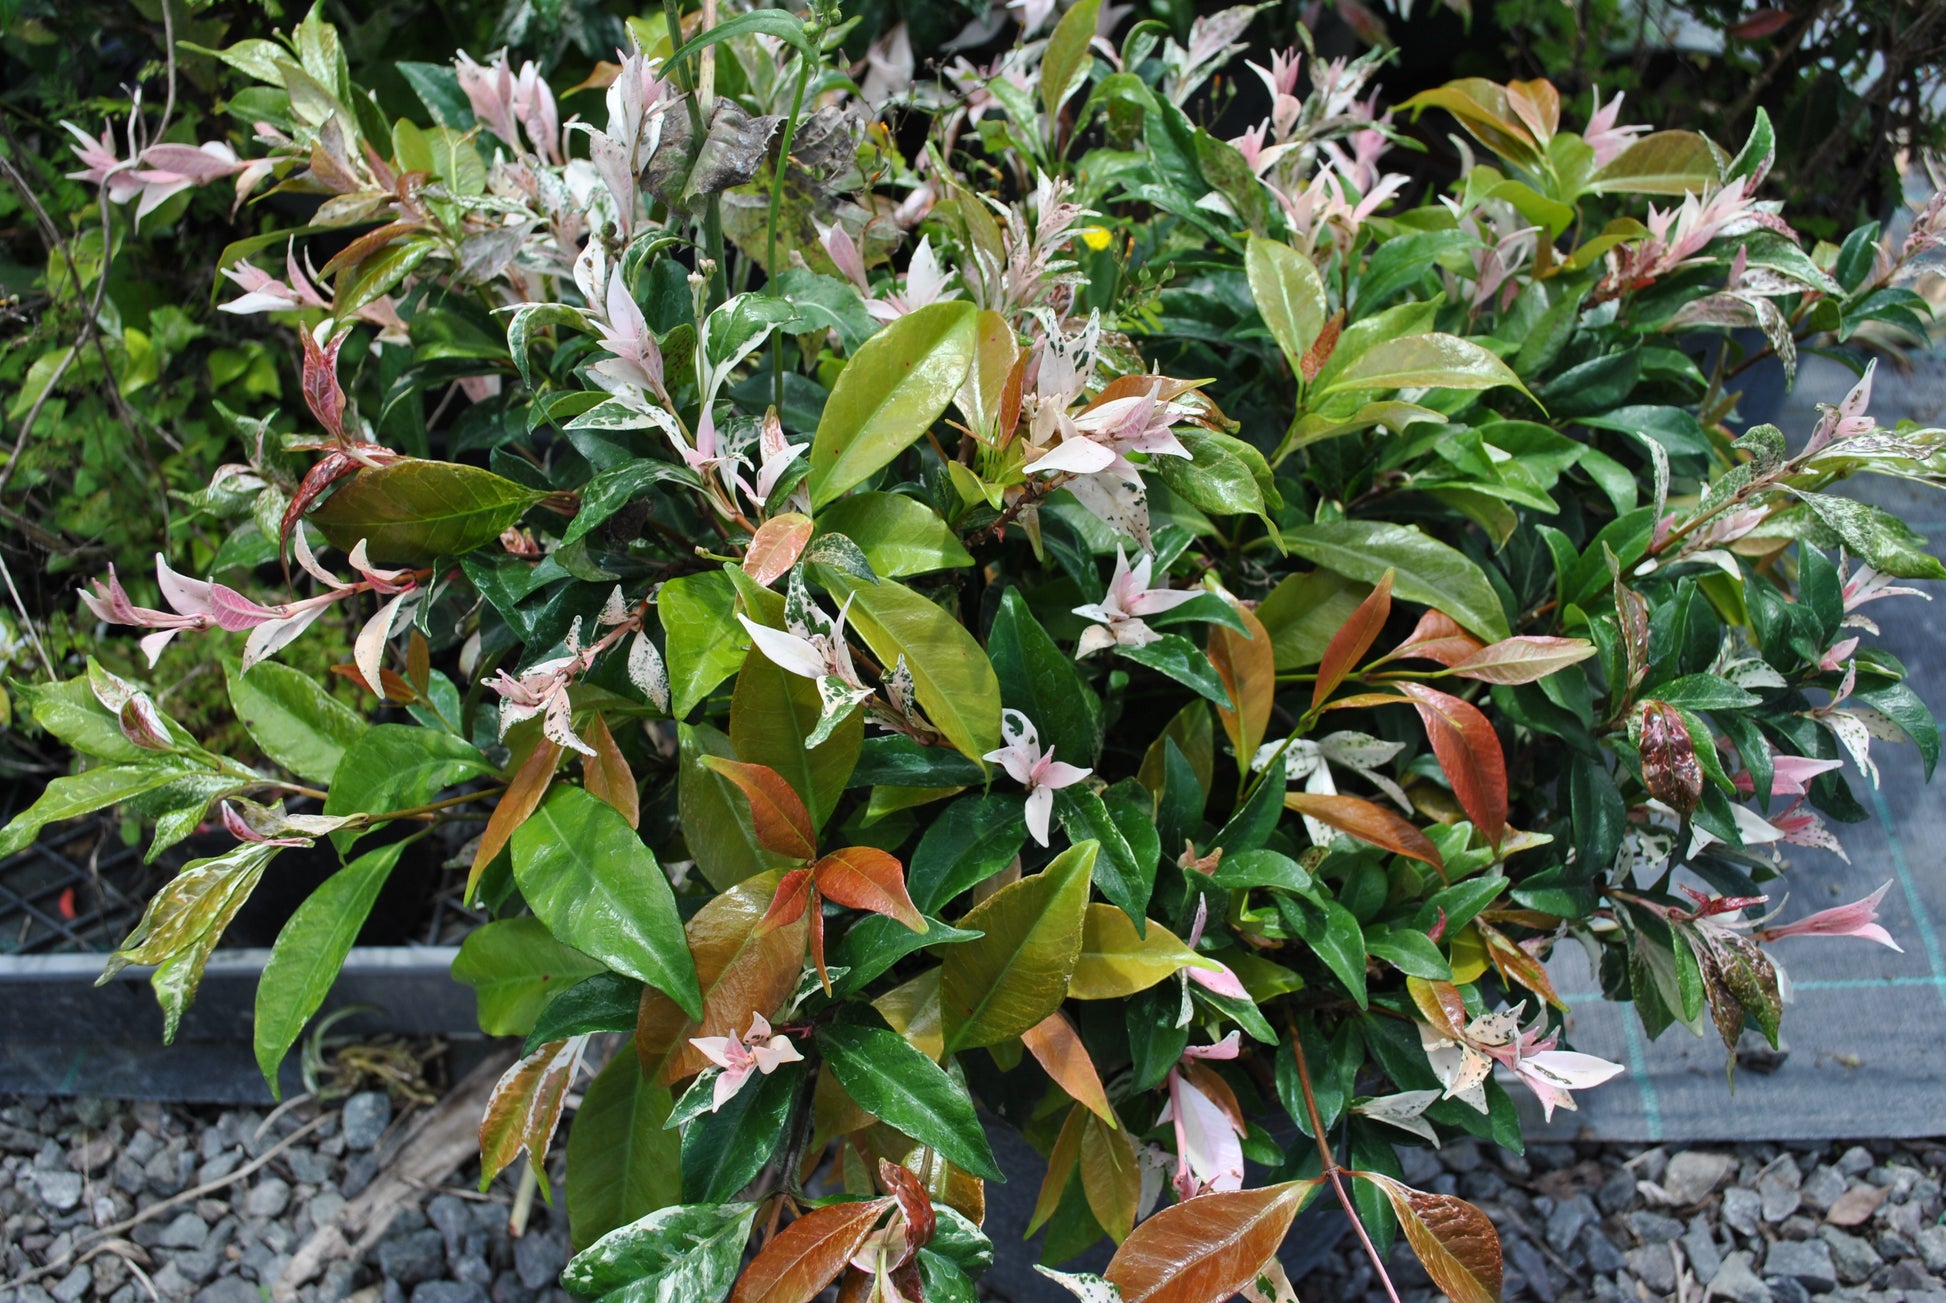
[254,840,407,1094]
[525,972,645,1054]
[834,914,983,996]
[563,461,698,546]
[1116,633,1234,708]
[321,725,493,851]
[513,786,702,1020]
[565,1051,678,1249]
[819,1024,1003,1180]
[1275,893,1369,1009]
[906,793,1029,914]
[813,493,973,577]
[310,460,545,564]
[679,1058,801,1201]
[989,588,1102,767]
[1569,755,1627,876]
[1282,521,1509,641]
[850,736,989,789]
[1209,847,1312,893]
[1056,786,1152,928]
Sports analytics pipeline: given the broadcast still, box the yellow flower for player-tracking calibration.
[1077,225,1113,252]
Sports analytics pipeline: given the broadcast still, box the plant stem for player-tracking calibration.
[1289,1027,1405,1303]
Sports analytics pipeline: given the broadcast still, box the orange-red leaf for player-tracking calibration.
[760,868,815,933]
[1406,976,1470,1042]
[700,755,816,859]
[1362,1173,1504,1303]
[1477,920,1564,1010]
[638,873,810,1084]
[581,713,639,828]
[1285,791,1444,871]
[406,631,431,697]
[1300,311,1341,384]
[1397,682,1509,845]
[469,739,561,899]
[877,1158,934,1265]
[1313,568,1393,711]
[478,1036,583,1188]
[1382,610,1485,668]
[1021,1012,1113,1124]
[729,1198,894,1303]
[1639,699,1702,817]
[1105,1181,1310,1303]
[811,847,925,933]
[1446,636,1596,685]
[1210,600,1275,773]
[745,513,814,587]
[1028,1105,1086,1237]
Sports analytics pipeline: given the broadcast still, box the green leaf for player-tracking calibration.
[819,1024,1003,1180]
[16,675,150,762]
[564,461,698,546]
[562,1202,759,1303]
[1042,0,1105,119]
[942,840,1097,1052]
[513,787,703,1020]
[1151,431,1279,525]
[226,660,366,784]
[1281,521,1509,641]
[677,723,789,890]
[322,725,492,850]
[667,6,812,68]
[0,763,197,859]
[808,301,979,508]
[660,571,745,718]
[451,917,607,1037]
[989,588,1102,767]
[565,1052,678,1250]
[1245,235,1326,370]
[1649,674,1761,712]
[813,493,974,577]
[1256,570,1371,670]
[1275,894,1368,1008]
[310,460,546,564]
[730,646,862,828]
[679,1059,801,1201]
[103,843,279,1043]
[816,568,1003,765]
[1315,332,1534,403]
[1364,928,1451,979]
[1569,755,1627,876]
[525,973,645,1054]
[834,914,983,996]
[1794,494,1946,581]
[1209,848,1313,893]
[1586,130,1720,195]
[254,841,408,1095]
[1056,787,1152,927]
[906,793,1030,914]
[1117,633,1234,707]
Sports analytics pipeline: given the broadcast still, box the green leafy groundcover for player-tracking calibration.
[14,2,1946,1300]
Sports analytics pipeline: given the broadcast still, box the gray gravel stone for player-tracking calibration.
[1628,1244,1679,1294]
[34,1171,82,1212]
[319,1262,357,1303]
[1545,1195,1594,1251]
[1801,1164,1847,1211]
[1711,1251,1776,1303]
[244,1176,290,1219]
[49,1266,90,1303]
[157,1212,211,1250]
[1667,1151,1736,1205]
[1819,1225,1880,1285]
[412,1284,488,1303]
[1723,1185,1765,1237]
[1766,1238,1837,1292]
[195,1278,264,1303]
[1581,1225,1627,1274]
[286,1148,331,1185]
[378,1229,447,1287]
[1916,1224,1946,1273]
[148,1263,192,1302]
[512,1234,566,1292]
[1760,1157,1804,1223]
[1686,1215,1725,1281]
[1627,1210,1685,1244]
[341,1093,391,1151]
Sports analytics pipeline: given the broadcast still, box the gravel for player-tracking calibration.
[1295,1138,1946,1302]
[0,1094,572,1303]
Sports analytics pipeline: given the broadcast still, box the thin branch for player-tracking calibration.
[1290,1026,1405,1303]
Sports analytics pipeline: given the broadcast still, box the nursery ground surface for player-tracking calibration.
[1533,343,1946,1145]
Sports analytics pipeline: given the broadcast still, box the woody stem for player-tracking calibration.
[1290,1028,1405,1303]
